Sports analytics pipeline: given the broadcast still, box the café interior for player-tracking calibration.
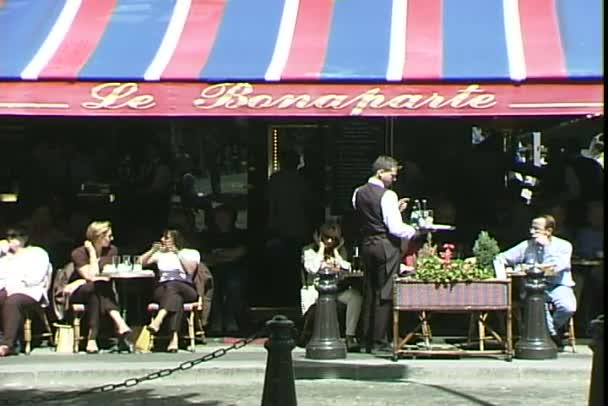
[0,113,603,342]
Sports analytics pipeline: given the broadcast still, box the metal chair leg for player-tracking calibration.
[41,310,55,347]
[187,312,196,352]
[24,316,32,355]
[73,314,81,353]
[567,317,576,353]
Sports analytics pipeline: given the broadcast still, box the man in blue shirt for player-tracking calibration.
[495,214,576,350]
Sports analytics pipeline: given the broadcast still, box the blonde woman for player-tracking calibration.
[64,221,133,353]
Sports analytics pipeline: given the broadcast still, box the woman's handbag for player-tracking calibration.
[299,271,318,315]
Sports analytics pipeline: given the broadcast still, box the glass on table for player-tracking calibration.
[132,255,143,271]
[423,209,434,227]
[121,255,132,272]
[111,255,121,271]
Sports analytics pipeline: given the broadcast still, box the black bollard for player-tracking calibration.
[514,265,557,359]
[305,266,347,359]
[261,315,297,406]
[588,315,604,406]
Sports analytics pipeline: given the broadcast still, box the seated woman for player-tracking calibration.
[140,229,199,352]
[64,221,133,353]
[301,221,363,352]
[0,226,51,356]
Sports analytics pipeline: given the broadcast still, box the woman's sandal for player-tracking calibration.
[0,345,13,357]
[166,333,178,353]
[118,330,134,353]
[86,340,99,354]
[146,324,159,334]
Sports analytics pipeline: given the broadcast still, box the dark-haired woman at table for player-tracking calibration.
[140,229,199,352]
[65,221,133,353]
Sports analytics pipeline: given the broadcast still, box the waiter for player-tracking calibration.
[352,155,417,354]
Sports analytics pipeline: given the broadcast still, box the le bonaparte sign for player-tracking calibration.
[0,81,603,117]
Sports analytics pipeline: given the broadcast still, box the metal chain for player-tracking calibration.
[0,330,264,405]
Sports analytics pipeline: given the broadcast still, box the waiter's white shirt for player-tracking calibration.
[352,177,416,240]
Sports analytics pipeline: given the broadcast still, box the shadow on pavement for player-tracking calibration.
[0,388,232,406]
[294,359,410,381]
[406,380,495,406]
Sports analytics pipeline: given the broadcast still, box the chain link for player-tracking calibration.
[0,329,264,405]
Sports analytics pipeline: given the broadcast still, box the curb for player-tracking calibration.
[0,353,592,387]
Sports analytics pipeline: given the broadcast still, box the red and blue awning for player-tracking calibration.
[0,0,603,83]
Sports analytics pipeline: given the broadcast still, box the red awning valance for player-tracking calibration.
[0,0,602,82]
[0,81,602,117]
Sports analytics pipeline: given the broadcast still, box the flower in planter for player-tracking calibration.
[410,233,497,284]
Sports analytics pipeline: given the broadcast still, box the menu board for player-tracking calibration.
[329,119,385,214]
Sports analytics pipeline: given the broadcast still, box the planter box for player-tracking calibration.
[393,278,511,311]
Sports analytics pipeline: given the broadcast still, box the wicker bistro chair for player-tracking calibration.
[51,262,119,353]
[547,301,577,353]
[51,262,85,352]
[147,262,213,352]
[22,263,55,354]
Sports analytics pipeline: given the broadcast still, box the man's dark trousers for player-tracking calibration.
[361,235,401,351]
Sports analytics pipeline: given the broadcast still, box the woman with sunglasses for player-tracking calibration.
[140,229,199,352]
[302,221,363,352]
[0,227,51,356]
[66,221,133,353]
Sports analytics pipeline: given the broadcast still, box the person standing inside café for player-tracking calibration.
[494,214,576,351]
[0,227,51,356]
[140,229,199,352]
[265,149,314,308]
[201,205,248,336]
[352,155,417,353]
[65,221,133,353]
[574,200,604,319]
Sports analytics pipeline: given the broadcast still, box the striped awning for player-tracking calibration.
[0,0,603,83]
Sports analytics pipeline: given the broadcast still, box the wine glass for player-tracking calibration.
[122,255,132,271]
[111,255,121,271]
[132,255,142,271]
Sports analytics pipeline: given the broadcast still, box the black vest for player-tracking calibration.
[354,182,390,239]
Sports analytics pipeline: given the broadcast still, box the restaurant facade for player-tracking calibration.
[0,0,603,313]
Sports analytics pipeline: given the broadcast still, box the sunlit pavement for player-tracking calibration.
[0,338,594,405]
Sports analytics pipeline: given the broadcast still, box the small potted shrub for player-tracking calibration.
[395,232,508,309]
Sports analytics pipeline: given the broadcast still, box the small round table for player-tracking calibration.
[101,269,155,322]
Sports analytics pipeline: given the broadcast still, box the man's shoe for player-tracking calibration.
[550,335,565,352]
[345,336,361,353]
[369,340,392,355]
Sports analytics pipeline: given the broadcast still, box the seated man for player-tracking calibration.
[494,214,576,351]
[302,221,362,352]
[0,226,51,356]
